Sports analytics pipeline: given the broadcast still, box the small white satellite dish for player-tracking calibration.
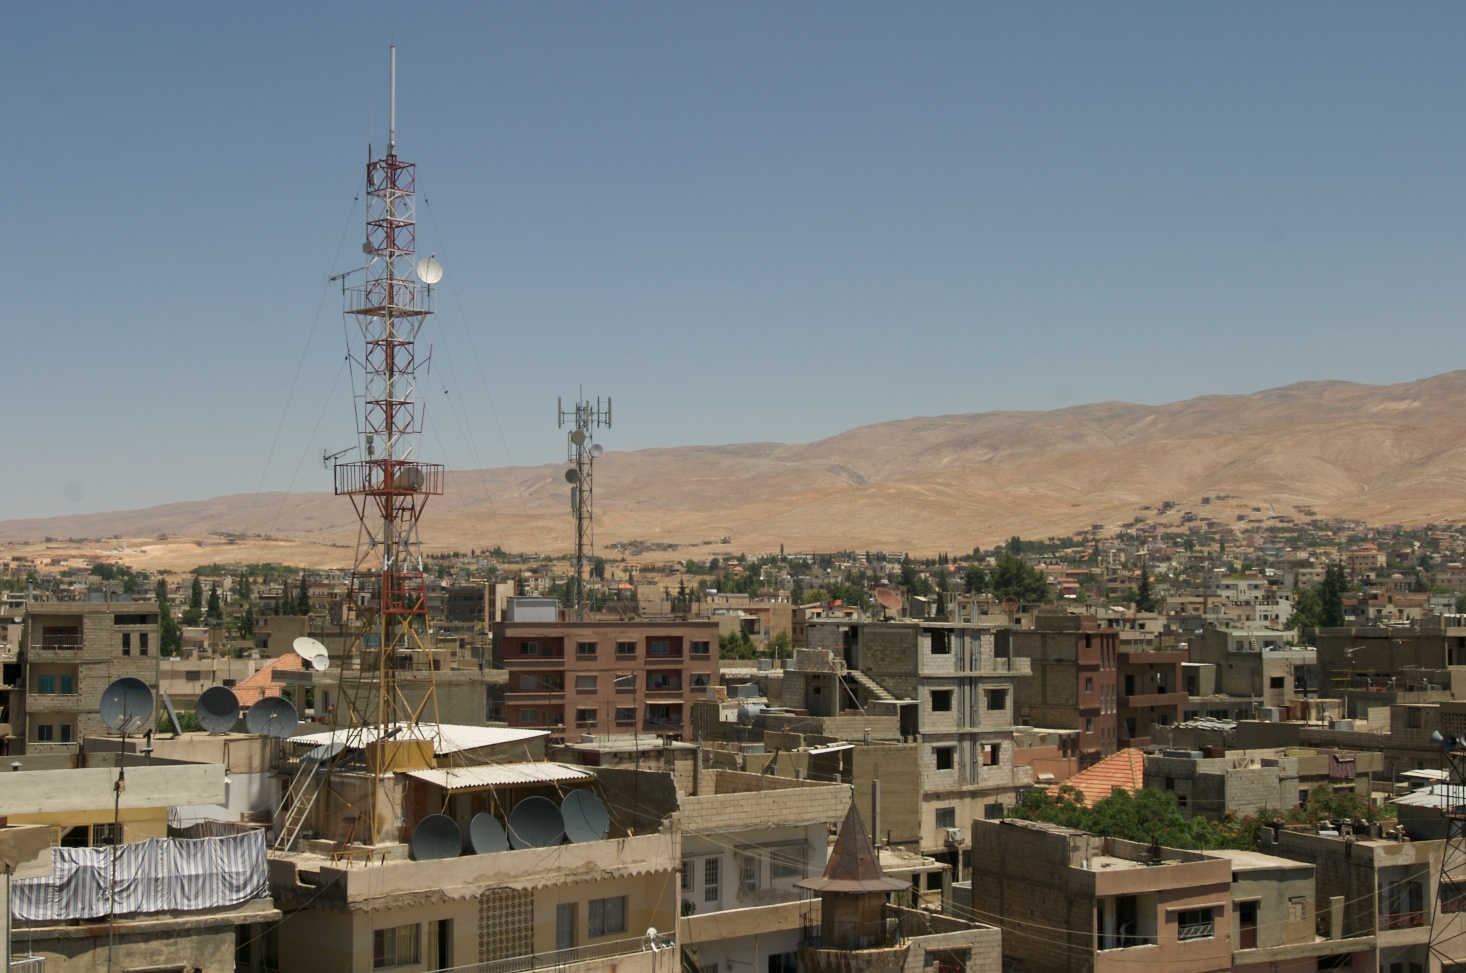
[588,443,604,459]
[311,654,330,671]
[415,255,443,285]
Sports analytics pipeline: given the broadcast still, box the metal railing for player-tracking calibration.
[427,932,676,973]
[10,956,46,973]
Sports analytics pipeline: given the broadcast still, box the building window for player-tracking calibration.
[577,641,597,656]
[681,860,693,892]
[703,857,720,902]
[1085,717,1095,733]
[741,852,759,891]
[519,708,539,725]
[984,802,1005,820]
[935,747,955,771]
[122,633,131,651]
[60,675,74,694]
[930,690,953,712]
[60,723,73,743]
[986,689,1008,710]
[691,672,711,688]
[139,633,148,650]
[691,640,711,655]
[650,640,671,655]
[575,708,597,725]
[983,743,1000,766]
[186,670,201,682]
[770,848,804,880]
[91,822,118,846]
[615,707,635,723]
[930,631,951,654]
[1269,676,1285,689]
[35,724,54,742]
[589,896,627,937]
[1176,908,1215,940]
[1443,881,1466,914]
[1084,676,1093,693]
[373,923,420,967]
[520,641,540,655]
[37,675,55,694]
[935,807,956,830]
[768,954,797,973]
[575,674,597,691]
[615,674,637,691]
[616,641,636,656]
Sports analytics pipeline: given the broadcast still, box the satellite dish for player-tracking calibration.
[100,678,154,734]
[415,255,443,285]
[876,588,903,613]
[588,443,604,459]
[311,653,330,671]
[469,813,510,854]
[507,796,565,849]
[196,686,240,734]
[245,697,299,739]
[293,637,328,662]
[570,429,586,445]
[561,790,610,843]
[161,689,184,735]
[410,814,462,861]
[564,468,580,484]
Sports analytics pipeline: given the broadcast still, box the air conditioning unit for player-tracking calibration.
[945,827,965,844]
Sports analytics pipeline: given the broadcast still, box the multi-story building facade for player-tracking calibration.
[1116,646,1186,748]
[1003,614,1118,768]
[490,617,720,743]
[18,602,159,753]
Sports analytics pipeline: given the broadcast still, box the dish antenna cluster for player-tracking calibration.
[558,393,611,620]
[408,791,611,862]
[293,636,331,672]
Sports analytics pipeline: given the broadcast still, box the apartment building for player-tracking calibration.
[1002,614,1119,768]
[490,617,720,743]
[1116,646,1186,748]
[18,602,159,753]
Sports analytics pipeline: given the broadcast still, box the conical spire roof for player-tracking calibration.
[797,801,910,893]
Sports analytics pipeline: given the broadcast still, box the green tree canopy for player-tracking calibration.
[989,552,1048,604]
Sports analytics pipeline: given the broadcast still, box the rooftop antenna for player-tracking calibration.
[558,392,611,620]
[316,45,444,848]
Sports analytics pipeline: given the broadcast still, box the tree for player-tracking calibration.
[989,552,1048,604]
[1319,564,1346,628]
[189,574,204,613]
[591,557,607,580]
[237,574,252,600]
[297,573,311,615]
[767,631,793,660]
[963,564,988,594]
[1135,569,1156,612]
[206,583,222,622]
[156,579,182,657]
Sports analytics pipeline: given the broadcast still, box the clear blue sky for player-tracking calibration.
[5,3,1464,520]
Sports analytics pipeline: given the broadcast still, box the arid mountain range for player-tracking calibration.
[6,372,1466,571]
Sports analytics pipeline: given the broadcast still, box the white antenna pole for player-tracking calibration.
[388,46,397,156]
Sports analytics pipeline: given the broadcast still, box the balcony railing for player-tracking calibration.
[428,932,676,973]
[10,955,46,973]
[1381,910,1426,929]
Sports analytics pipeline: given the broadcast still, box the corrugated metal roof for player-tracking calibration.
[1394,783,1466,809]
[404,762,592,791]
[290,723,548,755]
[807,743,854,756]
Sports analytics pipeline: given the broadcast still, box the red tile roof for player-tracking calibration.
[1050,748,1145,806]
[232,653,304,707]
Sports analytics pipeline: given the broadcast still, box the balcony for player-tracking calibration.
[1381,911,1426,929]
[429,931,676,973]
[1118,690,1187,708]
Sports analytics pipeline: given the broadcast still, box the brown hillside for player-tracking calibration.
[6,372,1466,570]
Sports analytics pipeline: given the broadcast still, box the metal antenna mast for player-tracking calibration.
[558,393,611,620]
[334,46,445,843]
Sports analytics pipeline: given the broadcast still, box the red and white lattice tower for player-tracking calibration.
[335,47,444,735]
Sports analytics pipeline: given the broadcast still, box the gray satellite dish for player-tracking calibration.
[245,697,299,739]
[562,790,611,843]
[570,429,586,445]
[507,796,565,849]
[588,443,604,459]
[160,689,184,735]
[196,686,240,734]
[311,653,330,671]
[564,468,580,484]
[410,814,462,861]
[468,813,510,854]
[100,677,155,734]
